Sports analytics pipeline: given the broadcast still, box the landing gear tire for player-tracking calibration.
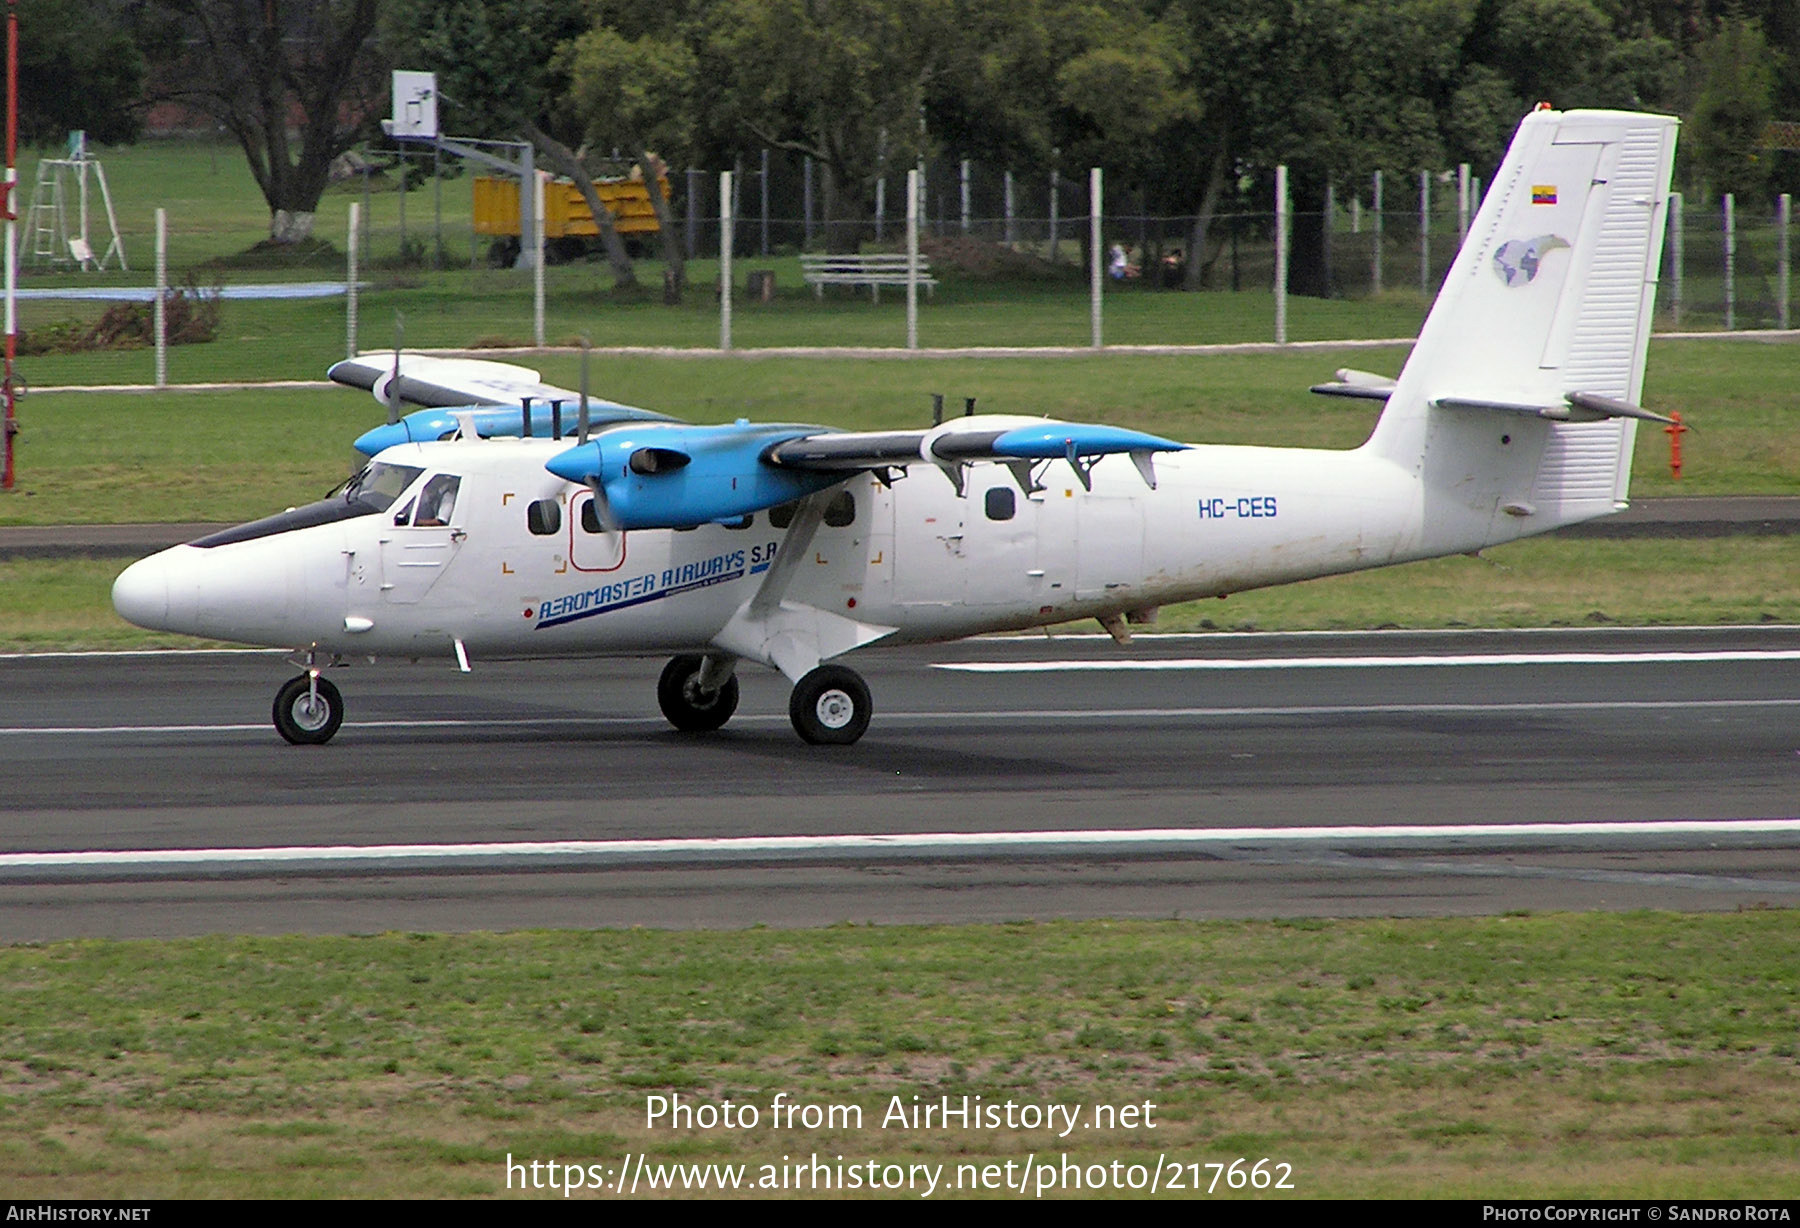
[789,665,871,745]
[657,655,740,733]
[273,674,344,745]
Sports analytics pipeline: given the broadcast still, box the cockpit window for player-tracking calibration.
[410,474,461,527]
[344,462,424,512]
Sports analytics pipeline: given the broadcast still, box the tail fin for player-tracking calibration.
[1367,108,1678,532]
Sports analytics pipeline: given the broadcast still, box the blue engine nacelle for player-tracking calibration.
[544,422,844,530]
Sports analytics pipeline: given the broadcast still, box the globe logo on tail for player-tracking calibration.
[1492,235,1570,286]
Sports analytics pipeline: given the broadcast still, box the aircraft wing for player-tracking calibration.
[543,416,1188,530]
[332,353,679,455]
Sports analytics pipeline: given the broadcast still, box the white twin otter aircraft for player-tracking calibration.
[114,107,1679,746]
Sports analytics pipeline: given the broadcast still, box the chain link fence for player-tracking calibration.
[9,143,1793,391]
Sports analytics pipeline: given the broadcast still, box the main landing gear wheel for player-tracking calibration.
[789,665,872,745]
[657,655,740,732]
[273,674,344,745]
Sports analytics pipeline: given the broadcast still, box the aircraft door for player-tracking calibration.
[378,472,467,603]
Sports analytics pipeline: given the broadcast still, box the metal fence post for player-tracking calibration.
[1275,165,1289,344]
[1004,170,1015,244]
[1669,191,1683,325]
[803,157,813,247]
[1724,193,1735,332]
[1780,192,1791,331]
[961,158,971,235]
[906,167,919,351]
[1090,167,1102,350]
[532,171,546,347]
[346,202,359,360]
[1457,163,1470,244]
[685,168,700,260]
[720,170,733,353]
[1419,170,1431,294]
[1372,170,1383,296]
[154,208,167,388]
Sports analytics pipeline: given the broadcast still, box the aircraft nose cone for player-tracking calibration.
[353,422,410,456]
[112,555,170,629]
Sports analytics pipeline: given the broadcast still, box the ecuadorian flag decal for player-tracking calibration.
[1532,184,1558,205]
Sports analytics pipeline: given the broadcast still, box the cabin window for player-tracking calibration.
[768,501,797,530]
[527,498,561,535]
[411,474,461,527]
[347,462,424,512]
[579,497,603,534]
[823,490,856,527]
[985,487,1016,521]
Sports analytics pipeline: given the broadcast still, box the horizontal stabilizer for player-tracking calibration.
[1433,392,1676,426]
[1310,368,1397,402]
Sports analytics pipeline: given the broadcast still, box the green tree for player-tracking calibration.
[561,25,697,297]
[18,0,145,147]
[1688,16,1778,199]
[405,0,642,288]
[151,0,387,244]
[701,0,948,251]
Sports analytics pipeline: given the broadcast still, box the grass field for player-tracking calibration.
[3,914,1797,1198]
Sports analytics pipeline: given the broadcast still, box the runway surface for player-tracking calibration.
[1,626,1797,939]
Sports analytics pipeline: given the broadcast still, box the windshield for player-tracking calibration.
[343,462,424,512]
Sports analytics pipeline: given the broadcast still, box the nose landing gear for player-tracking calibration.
[657,654,741,732]
[273,673,344,745]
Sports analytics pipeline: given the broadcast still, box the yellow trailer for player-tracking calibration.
[472,173,668,239]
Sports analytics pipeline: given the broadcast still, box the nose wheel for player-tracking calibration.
[788,665,872,745]
[657,655,741,732]
[273,673,344,745]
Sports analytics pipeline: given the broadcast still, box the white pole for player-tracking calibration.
[1779,193,1790,331]
[1670,191,1683,325]
[875,177,885,242]
[1089,167,1103,350]
[1724,193,1735,332]
[720,170,733,352]
[1457,162,1470,244]
[154,208,166,388]
[1419,170,1431,294]
[906,167,919,351]
[1274,165,1289,344]
[533,171,546,347]
[346,202,359,361]
[1048,165,1059,257]
[1004,170,1014,244]
[1371,170,1383,296]
[961,158,971,234]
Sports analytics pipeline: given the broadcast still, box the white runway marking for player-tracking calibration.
[4,697,1800,737]
[936,649,1800,672]
[6,819,1800,878]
